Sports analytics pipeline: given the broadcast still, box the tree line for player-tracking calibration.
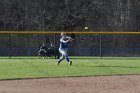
[0,0,140,49]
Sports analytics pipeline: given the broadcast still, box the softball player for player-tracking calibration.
[57,32,73,66]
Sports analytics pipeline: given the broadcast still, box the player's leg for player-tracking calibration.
[57,49,65,65]
[57,54,64,65]
[65,54,72,66]
[64,49,72,65]
[38,50,41,58]
[38,49,44,58]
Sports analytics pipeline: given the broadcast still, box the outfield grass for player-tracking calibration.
[0,57,140,80]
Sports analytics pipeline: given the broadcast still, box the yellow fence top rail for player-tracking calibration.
[0,31,140,34]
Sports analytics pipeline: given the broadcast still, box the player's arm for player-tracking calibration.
[66,36,74,41]
[60,38,71,43]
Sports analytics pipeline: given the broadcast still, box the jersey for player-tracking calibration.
[59,36,71,49]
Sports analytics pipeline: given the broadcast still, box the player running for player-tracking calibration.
[57,32,73,66]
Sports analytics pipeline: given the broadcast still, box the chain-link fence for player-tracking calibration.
[0,33,140,58]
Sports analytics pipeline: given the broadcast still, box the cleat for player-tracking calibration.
[57,62,60,65]
[69,61,72,66]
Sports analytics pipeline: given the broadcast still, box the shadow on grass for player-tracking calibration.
[0,57,56,59]
[71,57,140,60]
[70,57,100,59]
[75,64,140,68]
[94,65,140,68]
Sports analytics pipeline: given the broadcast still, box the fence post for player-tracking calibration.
[99,34,102,59]
[8,34,11,59]
[54,33,57,59]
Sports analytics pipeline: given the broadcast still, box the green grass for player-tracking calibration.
[0,57,140,80]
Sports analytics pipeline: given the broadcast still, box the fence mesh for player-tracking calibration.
[0,32,140,57]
